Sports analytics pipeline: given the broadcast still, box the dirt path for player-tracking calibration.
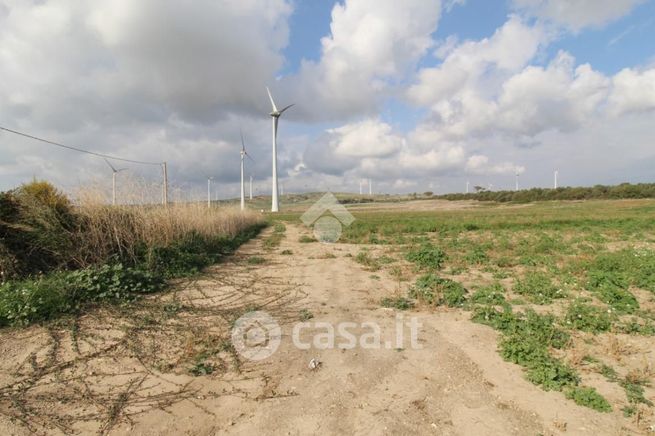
[0,224,640,435]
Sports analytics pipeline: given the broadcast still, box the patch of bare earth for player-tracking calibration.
[0,224,645,434]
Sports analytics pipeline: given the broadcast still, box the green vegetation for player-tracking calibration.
[299,308,314,321]
[405,243,446,270]
[438,182,655,203]
[247,256,266,265]
[513,272,565,304]
[409,274,467,307]
[565,387,612,412]
[0,180,265,327]
[470,282,506,305]
[564,301,613,333]
[299,235,317,243]
[381,296,415,310]
[263,222,286,249]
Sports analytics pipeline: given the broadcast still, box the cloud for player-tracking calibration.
[466,155,524,175]
[283,0,443,121]
[512,0,645,31]
[607,67,655,116]
[407,16,547,108]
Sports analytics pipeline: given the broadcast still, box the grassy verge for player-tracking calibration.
[0,224,264,327]
[0,180,266,327]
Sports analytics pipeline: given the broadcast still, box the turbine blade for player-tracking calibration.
[279,103,294,115]
[104,158,117,173]
[266,86,278,112]
[245,151,254,162]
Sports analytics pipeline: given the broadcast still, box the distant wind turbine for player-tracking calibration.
[266,86,294,212]
[240,130,253,211]
[104,159,127,206]
[369,179,372,195]
[515,169,520,191]
[206,176,214,209]
[554,169,559,189]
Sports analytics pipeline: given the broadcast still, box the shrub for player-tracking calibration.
[409,274,466,307]
[405,243,446,270]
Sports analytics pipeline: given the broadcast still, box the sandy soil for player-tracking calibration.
[0,224,648,435]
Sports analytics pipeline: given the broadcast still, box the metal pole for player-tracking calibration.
[162,162,168,206]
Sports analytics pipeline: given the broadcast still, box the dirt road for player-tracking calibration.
[0,224,640,435]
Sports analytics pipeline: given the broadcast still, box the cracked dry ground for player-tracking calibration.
[0,224,643,435]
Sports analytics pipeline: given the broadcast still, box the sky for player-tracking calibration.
[1,0,654,201]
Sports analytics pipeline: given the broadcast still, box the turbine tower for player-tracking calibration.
[369,179,372,195]
[266,86,294,212]
[207,176,213,209]
[249,175,253,200]
[240,130,252,211]
[515,169,520,191]
[104,159,127,206]
[554,169,558,189]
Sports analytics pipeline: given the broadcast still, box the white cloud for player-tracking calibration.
[407,16,546,108]
[512,0,645,31]
[285,0,442,121]
[466,155,524,175]
[607,67,655,116]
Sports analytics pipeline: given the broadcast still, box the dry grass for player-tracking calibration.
[72,199,264,267]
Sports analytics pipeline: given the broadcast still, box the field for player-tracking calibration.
[0,196,654,434]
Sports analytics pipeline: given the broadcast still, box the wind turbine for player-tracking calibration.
[266,86,294,212]
[249,175,253,200]
[369,179,372,195]
[515,169,520,191]
[240,130,253,211]
[206,176,214,209]
[104,159,127,206]
[554,169,559,189]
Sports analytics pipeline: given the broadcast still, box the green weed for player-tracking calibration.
[409,274,467,307]
[565,387,612,412]
[513,272,565,304]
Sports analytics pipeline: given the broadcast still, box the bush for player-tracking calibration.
[409,274,466,307]
[405,243,446,270]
